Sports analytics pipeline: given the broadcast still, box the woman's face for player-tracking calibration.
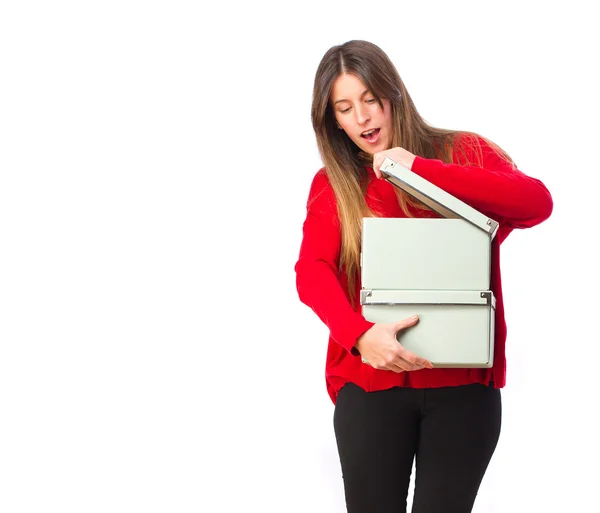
[330,73,394,155]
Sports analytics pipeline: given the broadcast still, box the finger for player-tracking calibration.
[374,154,387,179]
[373,356,424,373]
[372,158,381,179]
[396,347,433,369]
[387,362,407,374]
[393,355,423,372]
[393,314,419,331]
[373,361,407,373]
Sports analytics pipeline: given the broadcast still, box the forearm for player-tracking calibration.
[295,258,373,354]
[411,154,553,229]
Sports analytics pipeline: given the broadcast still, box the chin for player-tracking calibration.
[357,139,386,156]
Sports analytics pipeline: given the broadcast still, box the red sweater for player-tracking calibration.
[294,137,553,404]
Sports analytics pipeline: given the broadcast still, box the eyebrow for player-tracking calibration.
[333,89,370,105]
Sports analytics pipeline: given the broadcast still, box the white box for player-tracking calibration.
[359,158,499,368]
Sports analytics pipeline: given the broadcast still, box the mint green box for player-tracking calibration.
[359,158,499,368]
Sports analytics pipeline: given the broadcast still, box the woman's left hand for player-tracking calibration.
[373,147,417,179]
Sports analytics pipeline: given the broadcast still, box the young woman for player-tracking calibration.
[294,40,553,513]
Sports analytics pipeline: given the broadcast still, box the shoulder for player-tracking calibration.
[306,167,337,212]
[453,132,489,156]
[452,132,514,167]
[310,167,330,187]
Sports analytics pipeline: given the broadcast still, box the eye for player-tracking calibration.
[340,107,351,114]
[366,98,376,104]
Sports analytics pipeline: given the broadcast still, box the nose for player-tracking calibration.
[355,104,370,125]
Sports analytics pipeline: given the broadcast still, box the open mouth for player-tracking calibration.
[361,128,380,143]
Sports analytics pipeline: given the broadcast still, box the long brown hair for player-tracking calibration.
[311,39,513,302]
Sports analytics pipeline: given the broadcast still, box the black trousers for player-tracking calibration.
[333,382,501,513]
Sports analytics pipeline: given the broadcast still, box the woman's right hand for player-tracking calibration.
[354,315,433,373]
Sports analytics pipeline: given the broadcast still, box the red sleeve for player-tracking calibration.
[411,137,553,229]
[294,169,374,354]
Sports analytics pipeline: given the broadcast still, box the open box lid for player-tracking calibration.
[380,158,499,239]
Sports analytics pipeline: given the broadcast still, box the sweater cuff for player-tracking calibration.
[331,315,375,356]
[410,155,445,182]
[411,155,442,181]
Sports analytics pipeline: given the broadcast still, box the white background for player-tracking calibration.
[1,1,598,512]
